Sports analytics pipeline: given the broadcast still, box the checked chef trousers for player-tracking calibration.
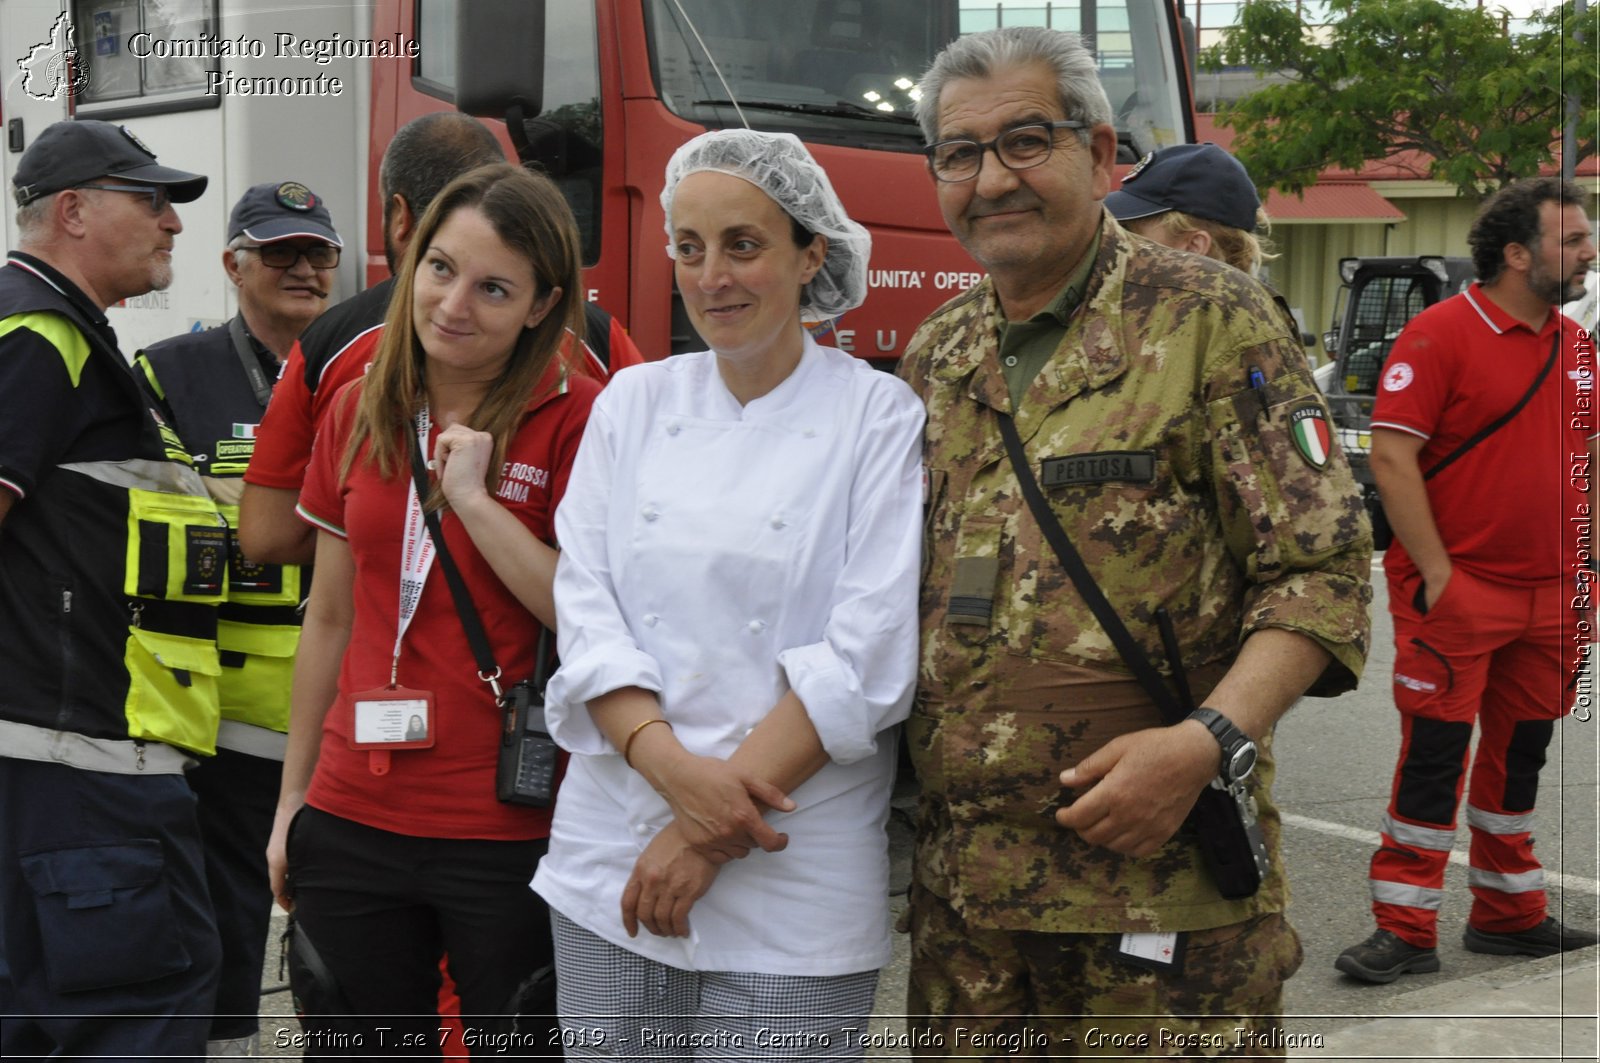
[1369,568,1573,948]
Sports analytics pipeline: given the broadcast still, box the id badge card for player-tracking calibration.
[348,687,435,774]
[1117,930,1186,973]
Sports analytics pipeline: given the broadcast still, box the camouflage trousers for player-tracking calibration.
[906,882,1303,1060]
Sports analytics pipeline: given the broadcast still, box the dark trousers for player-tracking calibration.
[188,746,282,1040]
[287,805,555,1059]
[0,756,221,1061]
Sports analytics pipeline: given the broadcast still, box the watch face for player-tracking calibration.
[1230,743,1258,781]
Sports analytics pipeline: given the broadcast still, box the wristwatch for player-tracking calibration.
[1187,708,1258,784]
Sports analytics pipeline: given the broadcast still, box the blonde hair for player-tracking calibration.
[341,163,584,504]
[1140,207,1277,277]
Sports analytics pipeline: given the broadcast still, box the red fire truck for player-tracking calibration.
[2,0,1196,361]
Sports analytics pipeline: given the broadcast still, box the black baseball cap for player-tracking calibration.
[1105,143,1260,233]
[12,120,207,207]
[228,181,342,246]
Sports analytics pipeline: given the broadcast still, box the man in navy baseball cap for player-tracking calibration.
[11,120,207,207]
[1106,142,1269,276]
[227,181,342,246]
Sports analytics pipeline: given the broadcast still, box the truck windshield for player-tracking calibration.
[645,0,1189,158]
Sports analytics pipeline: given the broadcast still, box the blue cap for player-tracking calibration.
[228,181,342,246]
[1105,143,1260,233]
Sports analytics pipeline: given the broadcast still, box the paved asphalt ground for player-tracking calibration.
[250,560,1599,1058]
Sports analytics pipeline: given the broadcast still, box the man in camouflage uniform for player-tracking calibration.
[898,27,1372,1057]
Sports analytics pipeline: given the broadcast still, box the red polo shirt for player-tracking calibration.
[297,368,599,839]
[1372,283,1594,586]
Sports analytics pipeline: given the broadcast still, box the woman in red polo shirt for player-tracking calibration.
[265,162,598,1052]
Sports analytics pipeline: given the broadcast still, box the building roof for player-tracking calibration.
[1192,113,1598,220]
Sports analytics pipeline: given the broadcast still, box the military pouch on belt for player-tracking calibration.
[995,412,1269,899]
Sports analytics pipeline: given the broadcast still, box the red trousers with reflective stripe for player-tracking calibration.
[1371,568,1571,948]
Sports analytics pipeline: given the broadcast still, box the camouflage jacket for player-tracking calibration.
[898,220,1372,934]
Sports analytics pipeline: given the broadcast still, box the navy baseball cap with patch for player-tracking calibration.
[1105,142,1261,233]
[228,181,342,246]
[12,120,207,206]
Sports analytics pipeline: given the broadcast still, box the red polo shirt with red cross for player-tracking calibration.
[1371,283,1594,587]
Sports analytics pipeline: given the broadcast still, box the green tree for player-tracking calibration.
[1202,0,1598,198]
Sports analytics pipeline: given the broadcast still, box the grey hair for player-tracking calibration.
[915,26,1113,143]
[226,233,253,268]
[14,195,53,242]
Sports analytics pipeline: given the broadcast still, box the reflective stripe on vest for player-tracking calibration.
[0,718,195,775]
[215,719,288,761]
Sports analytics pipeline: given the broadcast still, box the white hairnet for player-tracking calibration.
[661,130,871,320]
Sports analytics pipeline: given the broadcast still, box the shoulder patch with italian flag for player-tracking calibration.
[1289,404,1332,469]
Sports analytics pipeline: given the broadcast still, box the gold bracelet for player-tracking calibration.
[622,717,672,769]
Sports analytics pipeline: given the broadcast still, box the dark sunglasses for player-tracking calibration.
[240,243,341,269]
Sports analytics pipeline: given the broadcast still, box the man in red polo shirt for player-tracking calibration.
[1336,177,1599,984]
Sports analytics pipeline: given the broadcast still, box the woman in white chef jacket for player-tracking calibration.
[533,129,925,1055]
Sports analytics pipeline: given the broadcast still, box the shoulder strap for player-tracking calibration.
[406,433,553,698]
[1423,331,1559,481]
[227,314,275,409]
[995,413,1189,724]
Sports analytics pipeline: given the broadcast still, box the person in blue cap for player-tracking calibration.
[134,180,343,1058]
[1105,142,1274,277]
[0,119,221,1060]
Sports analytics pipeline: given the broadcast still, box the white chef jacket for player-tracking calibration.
[533,335,924,976]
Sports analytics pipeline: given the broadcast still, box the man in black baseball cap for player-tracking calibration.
[1106,142,1269,276]
[11,119,207,207]
[0,121,222,1057]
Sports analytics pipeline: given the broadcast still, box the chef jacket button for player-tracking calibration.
[642,505,659,521]
[748,620,766,633]
[667,422,681,436]
[643,614,659,627]
[803,428,817,438]
[770,515,785,529]
[634,823,650,836]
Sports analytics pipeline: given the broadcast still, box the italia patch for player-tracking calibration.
[1289,405,1332,469]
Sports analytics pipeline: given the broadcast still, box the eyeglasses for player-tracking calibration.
[923,121,1087,183]
[75,182,171,214]
[240,243,341,269]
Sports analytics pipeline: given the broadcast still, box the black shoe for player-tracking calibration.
[1335,929,1442,984]
[1463,916,1600,958]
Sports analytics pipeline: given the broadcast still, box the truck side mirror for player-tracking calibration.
[455,0,547,128]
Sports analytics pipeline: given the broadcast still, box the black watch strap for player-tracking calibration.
[1186,707,1256,782]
